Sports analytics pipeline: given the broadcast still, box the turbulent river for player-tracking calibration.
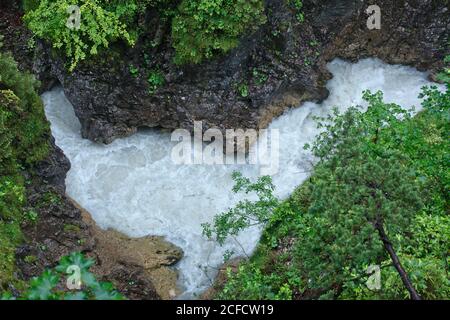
[43,58,439,297]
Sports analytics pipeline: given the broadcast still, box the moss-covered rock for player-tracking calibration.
[0,50,50,290]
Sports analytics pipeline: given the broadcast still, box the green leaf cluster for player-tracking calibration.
[202,172,279,246]
[147,69,165,94]
[2,252,124,300]
[24,0,269,67]
[24,0,138,71]
[288,0,304,22]
[170,0,267,64]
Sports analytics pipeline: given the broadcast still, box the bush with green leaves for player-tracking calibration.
[296,91,426,299]
[0,58,49,165]
[437,55,450,83]
[338,82,449,300]
[171,0,266,64]
[340,254,450,300]
[24,0,270,67]
[24,0,137,71]
[2,252,124,300]
[218,264,292,300]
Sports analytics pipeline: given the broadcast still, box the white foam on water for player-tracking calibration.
[42,58,440,297]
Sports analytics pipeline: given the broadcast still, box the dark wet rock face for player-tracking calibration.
[33,0,448,144]
[0,2,33,72]
[320,0,449,80]
[34,138,70,193]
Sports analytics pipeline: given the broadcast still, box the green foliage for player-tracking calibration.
[0,55,49,165]
[25,1,311,67]
[218,265,292,300]
[38,191,63,207]
[437,55,450,83]
[23,0,42,12]
[202,172,279,246]
[237,83,249,97]
[0,51,50,290]
[171,0,266,64]
[404,213,450,263]
[129,64,139,78]
[24,210,39,223]
[252,68,268,85]
[288,0,304,22]
[147,69,165,94]
[214,83,449,300]
[290,91,423,295]
[24,0,136,71]
[2,252,124,300]
[341,255,450,300]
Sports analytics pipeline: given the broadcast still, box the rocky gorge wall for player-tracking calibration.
[0,2,183,300]
[33,0,449,144]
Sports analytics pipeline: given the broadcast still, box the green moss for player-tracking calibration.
[0,50,51,291]
[63,224,81,234]
[0,221,23,289]
[37,191,62,208]
[24,255,38,264]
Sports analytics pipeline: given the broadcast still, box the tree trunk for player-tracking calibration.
[375,219,422,300]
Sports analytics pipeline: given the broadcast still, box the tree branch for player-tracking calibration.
[374,217,422,300]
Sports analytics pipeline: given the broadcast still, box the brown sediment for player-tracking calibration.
[71,198,184,300]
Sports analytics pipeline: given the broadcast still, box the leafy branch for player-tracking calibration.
[202,172,279,246]
[1,252,124,300]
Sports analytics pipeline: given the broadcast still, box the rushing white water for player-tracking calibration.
[42,58,439,297]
